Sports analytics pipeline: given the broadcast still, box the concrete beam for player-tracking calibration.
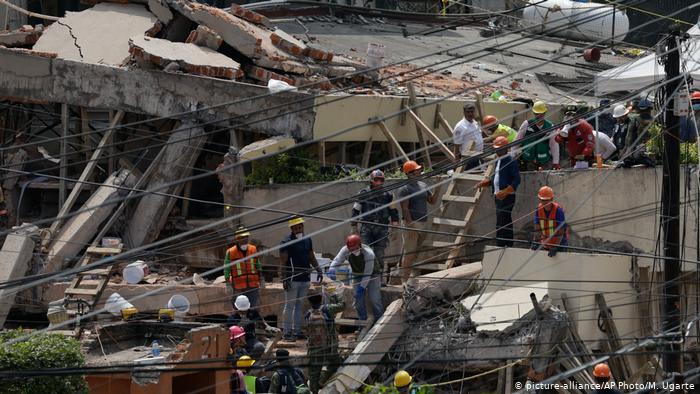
[0,47,315,139]
[0,227,37,328]
[0,25,42,47]
[44,170,135,274]
[124,122,207,248]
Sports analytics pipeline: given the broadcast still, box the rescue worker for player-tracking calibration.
[532,186,567,257]
[476,137,520,247]
[228,325,247,362]
[555,106,595,167]
[516,101,560,170]
[226,295,279,359]
[328,234,384,322]
[593,130,617,162]
[611,104,631,160]
[622,99,656,167]
[592,363,622,394]
[268,349,308,394]
[237,356,257,393]
[279,217,324,342]
[680,91,700,142]
[304,290,345,394]
[224,227,262,309]
[594,99,616,137]
[230,357,248,394]
[351,169,399,284]
[398,161,440,283]
[482,115,517,144]
[394,370,416,394]
[452,103,484,169]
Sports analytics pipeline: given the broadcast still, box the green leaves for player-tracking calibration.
[0,329,88,394]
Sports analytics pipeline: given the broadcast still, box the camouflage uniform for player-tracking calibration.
[305,294,345,394]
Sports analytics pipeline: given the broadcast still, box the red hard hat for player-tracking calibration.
[346,234,361,249]
[538,186,554,200]
[370,169,385,181]
[229,325,245,340]
[692,91,700,101]
[483,115,498,127]
[493,136,509,148]
[593,363,611,378]
[402,160,422,174]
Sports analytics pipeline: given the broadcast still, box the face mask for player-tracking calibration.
[693,103,700,111]
[351,249,362,256]
[239,244,248,252]
[295,232,304,239]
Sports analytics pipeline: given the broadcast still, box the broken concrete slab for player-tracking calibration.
[32,3,159,65]
[239,136,296,161]
[129,35,242,79]
[44,170,135,274]
[461,282,549,331]
[0,25,43,47]
[185,25,223,50]
[125,122,207,248]
[230,3,271,27]
[0,226,38,328]
[148,0,173,24]
[245,64,296,85]
[0,48,315,139]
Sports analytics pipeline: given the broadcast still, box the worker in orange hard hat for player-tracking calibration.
[476,137,520,247]
[398,160,439,283]
[592,363,621,394]
[483,115,517,145]
[532,186,567,257]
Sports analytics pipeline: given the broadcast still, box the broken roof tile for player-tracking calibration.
[230,3,271,28]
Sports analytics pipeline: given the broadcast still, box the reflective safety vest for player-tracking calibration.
[537,202,566,248]
[227,245,260,290]
[522,119,553,164]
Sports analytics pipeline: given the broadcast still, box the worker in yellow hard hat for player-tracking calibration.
[235,356,257,393]
[394,370,415,394]
[515,100,560,170]
[224,226,262,309]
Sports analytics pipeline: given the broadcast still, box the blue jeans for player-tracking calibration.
[283,281,309,335]
[353,274,384,321]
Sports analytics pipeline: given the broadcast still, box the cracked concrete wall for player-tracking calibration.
[0,48,315,139]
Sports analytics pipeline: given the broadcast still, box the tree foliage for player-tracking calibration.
[0,329,88,394]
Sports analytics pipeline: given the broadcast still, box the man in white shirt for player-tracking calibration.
[594,130,617,160]
[452,103,484,170]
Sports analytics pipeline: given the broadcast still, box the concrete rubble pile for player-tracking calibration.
[4,0,374,90]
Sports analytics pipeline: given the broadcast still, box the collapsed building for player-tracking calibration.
[1,0,699,392]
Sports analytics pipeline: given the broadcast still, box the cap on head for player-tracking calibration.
[593,363,611,379]
[612,105,629,119]
[493,136,509,149]
[234,295,250,312]
[538,186,554,200]
[236,355,255,368]
[402,160,422,174]
[637,99,652,111]
[532,101,547,114]
[288,216,305,227]
[394,370,413,388]
[276,348,290,360]
[229,325,245,340]
[234,226,250,240]
[483,115,498,127]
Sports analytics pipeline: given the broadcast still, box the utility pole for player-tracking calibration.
[661,26,682,373]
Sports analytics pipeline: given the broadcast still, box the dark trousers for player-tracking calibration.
[495,194,516,247]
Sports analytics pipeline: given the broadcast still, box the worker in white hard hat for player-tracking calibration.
[226,295,278,359]
[611,104,631,160]
[515,100,560,170]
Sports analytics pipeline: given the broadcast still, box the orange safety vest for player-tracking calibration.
[537,202,566,248]
[227,245,260,290]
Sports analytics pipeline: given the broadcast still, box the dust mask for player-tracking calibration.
[295,233,304,239]
[351,249,362,256]
[239,244,248,252]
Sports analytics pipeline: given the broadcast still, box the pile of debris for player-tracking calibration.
[1,0,376,90]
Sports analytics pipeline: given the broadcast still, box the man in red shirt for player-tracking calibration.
[556,106,595,167]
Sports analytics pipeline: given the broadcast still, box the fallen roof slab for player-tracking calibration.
[129,35,242,79]
[33,3,159,65]
[461,282,549,331]
[0,26,43,47]
[0,47,315,139]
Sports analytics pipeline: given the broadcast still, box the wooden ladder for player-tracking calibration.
[417,145,495,272]
[64,246,122,315]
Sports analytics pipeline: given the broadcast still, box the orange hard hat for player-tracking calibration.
[483,115,498,127]
[346,234,361,249]
[493,136,509,148]
[692,91,700,101]
[593,363,611,378]
[538,186,554,200]
[402,160,422,174]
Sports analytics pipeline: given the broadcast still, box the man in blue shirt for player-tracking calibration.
[476,137,521,247]
[279,216,323,342]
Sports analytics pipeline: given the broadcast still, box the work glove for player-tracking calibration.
[495,185,514,200]
[476,179,491,189]
[354,286,366,300]
[282,279,291,291]
[552,163,561,170]
[327,269,337,281]
[548,247,558,258]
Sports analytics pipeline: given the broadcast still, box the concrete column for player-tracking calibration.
[0,226,36,328]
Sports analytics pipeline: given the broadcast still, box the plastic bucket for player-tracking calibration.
[123,261,146,284]
[106,292,134,316]
[167,295,190,320]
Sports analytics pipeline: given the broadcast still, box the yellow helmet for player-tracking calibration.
[234,227,250,239]
[288,217,305,227]
[532,101,547,114]
[394,370,412,388]
[236,355,255,368]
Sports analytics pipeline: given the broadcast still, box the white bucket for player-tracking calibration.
[366,42,385,68]
[105,292,134,316]
[123,261,146,284]
[167,295,190,320]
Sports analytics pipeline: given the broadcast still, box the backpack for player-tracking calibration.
[277,369,298,394]
[306,308,328,348]
[256,377,271,393]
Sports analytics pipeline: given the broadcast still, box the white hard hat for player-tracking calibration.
[559,125,570,138]
[234,295,250,311]
[612,104,629,119]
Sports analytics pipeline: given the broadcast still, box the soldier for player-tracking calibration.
[304,285,345,394]
[351,169,399,284]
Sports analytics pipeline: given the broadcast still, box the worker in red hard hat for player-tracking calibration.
[328,234,384,323]
[532,186,568,257]
[398,161,440,284]
[351,169,399,285]
[476,137,520,247]
[592,363,621,394]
